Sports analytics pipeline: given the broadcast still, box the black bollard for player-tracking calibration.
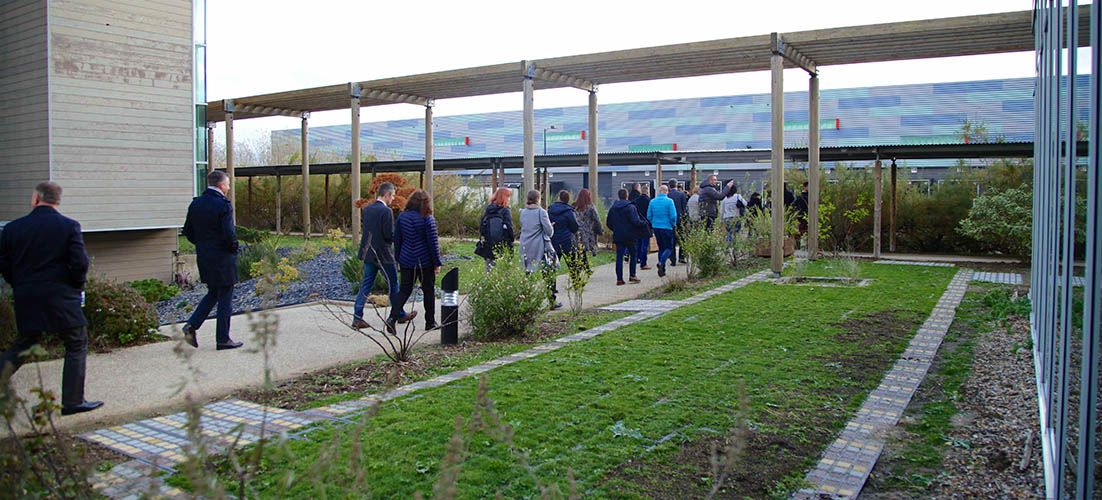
[440,267,459,345]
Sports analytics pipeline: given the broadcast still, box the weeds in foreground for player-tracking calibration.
[705,381,749,499]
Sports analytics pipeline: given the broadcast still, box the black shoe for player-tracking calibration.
[61,401,104,416]
[678,258,687,264]
[396,311,418,323]
[658,265,666,277]
[424,321,438,331]
[550,302,563,310]
[385,318,397,335]
[216,341,244,351]
[182,324,198,348]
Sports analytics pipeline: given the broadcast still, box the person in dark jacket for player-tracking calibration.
[794,182,810,242]
[476,188,515,270]
[605,189,649,285]
[747,192,764,216]
[388,190,442,333]
[666,179,689,264]
[352,182,412,329]
[547,190,580,258]
[633,184,652,269]
[181,170,243,351]
[0,181,102,415]
[698,175,736,229]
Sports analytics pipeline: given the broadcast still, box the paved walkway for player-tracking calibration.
[8,255,689,434]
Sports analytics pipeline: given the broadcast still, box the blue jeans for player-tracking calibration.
[615,242,638,282]
[187,284,233,344]
[636,237,649,266]
[654,228,674,268]
[353,260,404,321]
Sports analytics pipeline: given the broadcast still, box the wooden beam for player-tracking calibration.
[360,89,431,106]
[522,61,535,195]
[769,52,784,276]
[350,85,361,246]
[234,104,307,118]
[424,103,434,198]
[808,74,820,259]
[302,113,311,239]
[588,89,598,198]
[532,66,596,91]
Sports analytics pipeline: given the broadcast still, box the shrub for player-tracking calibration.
[680,220,727,280]
[251,257,300,295]
[466,247,548,339]
[341,242,386,294]
[235,225,267,244]
[288,241,320,265]
[0,288,16,350]
[237,236,282,280]
[84,277,159,347]
[957,187,1033,256]
[128,278,180,304]
[322,228,345,253]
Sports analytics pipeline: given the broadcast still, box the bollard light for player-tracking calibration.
[440,267,459,345]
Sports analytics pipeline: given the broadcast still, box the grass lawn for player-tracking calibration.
[201,261,954,498]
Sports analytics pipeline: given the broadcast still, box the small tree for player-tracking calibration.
[680,221,726,280]
[957,187,1033,256]
[562,248,593,316]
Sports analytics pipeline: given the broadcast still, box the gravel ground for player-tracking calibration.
[932,316,1045,499]
[156,249,471,325]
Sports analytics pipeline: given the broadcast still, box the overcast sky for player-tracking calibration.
[207,0,1042,141]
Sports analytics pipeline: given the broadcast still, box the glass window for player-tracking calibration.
[193,0,205,43]
[194,45,206,102]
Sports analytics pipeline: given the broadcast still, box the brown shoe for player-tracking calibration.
[616,280,625,286]
[351,319,370,329]
[629,276,640,283]
[641,266,652,270]
[396,311,418,323]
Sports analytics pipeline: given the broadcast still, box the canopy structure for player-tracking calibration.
[207,6,1091,271]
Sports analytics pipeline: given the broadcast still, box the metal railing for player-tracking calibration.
[1031,2,1099,498]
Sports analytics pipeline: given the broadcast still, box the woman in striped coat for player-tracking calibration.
[388,190,442,333]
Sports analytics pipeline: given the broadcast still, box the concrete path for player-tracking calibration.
[8,254,689,433]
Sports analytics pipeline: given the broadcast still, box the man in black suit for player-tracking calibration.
[181,170,243,351]
[351,182,412,331]
[0,181,103,415]
[666,179,688,264]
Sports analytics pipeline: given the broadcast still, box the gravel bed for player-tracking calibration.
[932,316,1045,499]
[156,249,472,325]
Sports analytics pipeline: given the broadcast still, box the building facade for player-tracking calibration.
[0,0,201,282]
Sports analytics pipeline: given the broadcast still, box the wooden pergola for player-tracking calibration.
[207,7,1089,274]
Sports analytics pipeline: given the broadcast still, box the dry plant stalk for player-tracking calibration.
[705,381,750,500]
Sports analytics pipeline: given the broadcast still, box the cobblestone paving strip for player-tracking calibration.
[971,271,1023,285]
[86,269,773,498]
[873,260,955,267]
[794,267,972,500]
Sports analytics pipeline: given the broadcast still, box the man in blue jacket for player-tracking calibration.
[0,181,102,415]
[605,189,649,286]
[352,182,412,329]
[647,185,679,277]
[182,170,243,351]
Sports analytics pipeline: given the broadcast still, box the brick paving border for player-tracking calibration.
[971,271,1023,285]
[87,270,773,498]
[794,267,972,500]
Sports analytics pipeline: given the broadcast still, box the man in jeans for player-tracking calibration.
[647,185,678,277]
[352,182,413,329]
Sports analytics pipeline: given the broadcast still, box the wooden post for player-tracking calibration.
[225,100,236,225]
[890,158,897,253]
[301,113,311,239]
[424,103,434,198]
[492,161,499,190]
[419,171,424,188]
[691,163,698,190]
[275,175,282,234]
[205,122,214,177]
[769,48,784,276]
[873,157,883,258]
[656,156,663,187]
[542,168,550,207]
[324,174,331,223]
[808,74,821,260]
[351,86,361,245]
[247,176,253,221]
[588,89,599,197]
[522,61,535,195]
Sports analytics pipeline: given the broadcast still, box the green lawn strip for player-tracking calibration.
[302,310,635,410]
[211,263,953,498]
[866,283,1005,493]
[637,258,769,301]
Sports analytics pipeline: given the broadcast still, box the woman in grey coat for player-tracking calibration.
[518,189,561,309]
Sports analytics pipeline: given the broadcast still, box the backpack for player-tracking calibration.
[477,208,506,258]
[736,198,746,217]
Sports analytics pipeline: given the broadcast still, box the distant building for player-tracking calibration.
[0,0,205,282]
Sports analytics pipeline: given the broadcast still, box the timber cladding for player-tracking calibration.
[48,0,194,232]
[83,228,176,283]
[0,0,49,222]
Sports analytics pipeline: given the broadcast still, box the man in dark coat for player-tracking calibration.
[698,175,736,229]
[605,189,649,285]
[182,170,243,351]
[0,181,102,415]
[666,179,689,264]
[351,182,412,329]
[633,184,652,270]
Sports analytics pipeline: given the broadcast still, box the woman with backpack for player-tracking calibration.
[573,188,604,270]
[519,190,561,310]
[476,188,515,270]
[388,190,441,333]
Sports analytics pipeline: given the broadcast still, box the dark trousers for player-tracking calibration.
[674,221,685,261]
[654,228,675,268]
[615,242,638,281]
[1,325,87,408]
[391,266,436,325]
[187,284,233,344]
[636,237,649,266]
